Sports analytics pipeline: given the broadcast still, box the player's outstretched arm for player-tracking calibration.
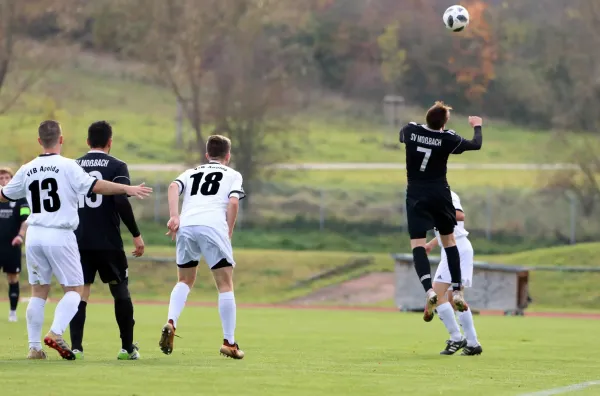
[93,180,152,199]
[452,116,483,154]
[226,197,240,239]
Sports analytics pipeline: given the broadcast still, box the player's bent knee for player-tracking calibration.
[439,232,456,247]
[109,281,131,300]
[211,262,234,293]
[177,265,197,287]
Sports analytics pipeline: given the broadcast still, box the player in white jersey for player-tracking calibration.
[159,135,245,359]
[0,120,152,360]
[425,191,482,356]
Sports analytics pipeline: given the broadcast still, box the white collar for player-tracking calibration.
[88,150,107,154]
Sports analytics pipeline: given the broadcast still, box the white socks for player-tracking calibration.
[50,291,81,335]
[458,309,479,347]
[168,282,191,328]
[26,297,46,351]
[437,302,462,342]
[218,291,236,344]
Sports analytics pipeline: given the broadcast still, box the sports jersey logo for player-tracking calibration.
[9,202,15,208]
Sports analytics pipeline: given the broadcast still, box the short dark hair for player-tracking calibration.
[38,120,62,148]
[0,167,13,177]
[425,101,452,130]
[88,121,113,148]
[206,135,231,159]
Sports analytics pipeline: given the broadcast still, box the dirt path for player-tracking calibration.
[287,272,395,305]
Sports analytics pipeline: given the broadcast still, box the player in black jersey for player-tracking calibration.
[70,121,145,360]
[0,168,30,322]
[400,102,482,322]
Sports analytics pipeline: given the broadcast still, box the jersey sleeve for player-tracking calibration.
[174,170,188,196]
[112,162,131,186]
[229,172,246,200]
[451,191,463,212]
[448,126,483,154]
[1,167,26,201]
[69,161,98,197]
[399,122,417,144]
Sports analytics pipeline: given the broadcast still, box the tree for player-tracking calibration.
[208,0,315,190]
[0,0,86,115]
[547,133,600,217]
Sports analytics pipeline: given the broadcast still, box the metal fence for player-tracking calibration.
[130,181,600,244]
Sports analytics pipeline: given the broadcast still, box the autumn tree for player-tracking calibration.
[448,0,497,106]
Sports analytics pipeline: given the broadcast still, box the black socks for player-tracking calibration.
[412,247,432,292]
[8,282,19,311]
[444,245,462,291]
[70,300,88,351]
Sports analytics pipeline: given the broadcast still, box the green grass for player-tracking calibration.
[288,116,565,164]
[271,169,544,190]
[2,304,600,395]
[486,242,600,267]
[0,50,581,167]
[3,243,598,311]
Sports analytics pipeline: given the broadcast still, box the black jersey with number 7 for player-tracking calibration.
[399,122,482,185]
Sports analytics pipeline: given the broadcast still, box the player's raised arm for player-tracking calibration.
[0,167,26,203]
[451,117,483,154]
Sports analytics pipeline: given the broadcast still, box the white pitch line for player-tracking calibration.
[519,380,600,396]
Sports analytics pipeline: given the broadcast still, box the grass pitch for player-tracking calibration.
[0,303,599,396]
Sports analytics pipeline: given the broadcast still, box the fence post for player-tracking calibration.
[569,192,576,245]
[154,183,161,223]
[319,189,325,231]
[485,188,492,240]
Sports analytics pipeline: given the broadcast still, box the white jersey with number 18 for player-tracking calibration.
[174,161,245,234]
[1,154,98,231]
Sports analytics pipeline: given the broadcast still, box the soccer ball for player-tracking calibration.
[443,5,470,32]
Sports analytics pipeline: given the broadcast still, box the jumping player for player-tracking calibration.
[0,120,152,360]
[399,102,482,321]
[425,191,482,356]
[159,135,245,359]
[70,121,145,360]
[0,167,30,322]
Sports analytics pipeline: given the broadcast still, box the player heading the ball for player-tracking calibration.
[399,102,482,322]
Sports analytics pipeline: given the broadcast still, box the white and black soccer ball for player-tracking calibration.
[443,5,470,32]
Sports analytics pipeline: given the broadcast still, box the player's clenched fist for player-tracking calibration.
[468,116,482,127]
[126,183,153,199]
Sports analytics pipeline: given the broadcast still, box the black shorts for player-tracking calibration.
[406,184,456,239]
[80,250,128,285]
[0,248,21,274]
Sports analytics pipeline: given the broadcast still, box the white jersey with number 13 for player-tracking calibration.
[1,154,97,231]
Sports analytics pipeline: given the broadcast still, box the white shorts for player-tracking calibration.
[434,237,473,288]
[25,227,84,287]
[176,225,235,269]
